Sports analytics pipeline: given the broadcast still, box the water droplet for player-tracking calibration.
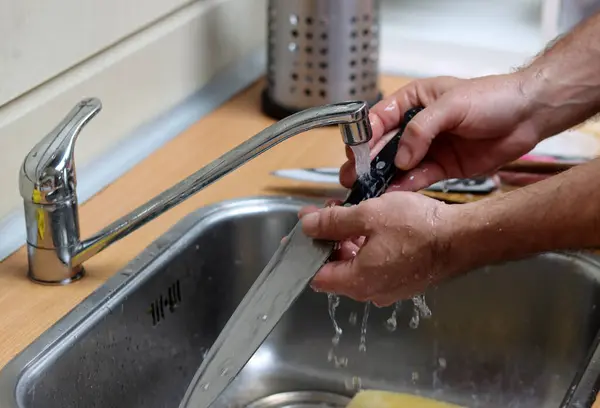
[201,382,210,391]
[260,314,268,321]
[328,294,343,342]
[385,301,402,332]
[438,357,447,369]
[348,311,358,325]
[220,367,229,377]
[359,302,371,352]
[409,312,420,329]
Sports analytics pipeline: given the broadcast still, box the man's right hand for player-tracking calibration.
[340,73,544,192]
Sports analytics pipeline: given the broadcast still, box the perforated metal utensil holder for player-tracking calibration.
[262,0,383,120]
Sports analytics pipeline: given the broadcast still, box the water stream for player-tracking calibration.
[351,144,371,181]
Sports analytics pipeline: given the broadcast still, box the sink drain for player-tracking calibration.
[245,391,351,408]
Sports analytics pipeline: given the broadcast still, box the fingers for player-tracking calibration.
[298,198,342,218]
[395,98,466,170]
[341,77,463,186]
[387,161,448,192]
[339,160,356,188]
[298,204,319,219]
[331,240,360,262]
[301,204,372,241]
[310,258,362,298]
[369,77,462,144]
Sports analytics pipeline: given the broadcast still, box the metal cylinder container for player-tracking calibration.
[262,0,382,119]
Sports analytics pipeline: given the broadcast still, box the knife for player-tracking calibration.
[179,108,424,408]
[272,168,499,194]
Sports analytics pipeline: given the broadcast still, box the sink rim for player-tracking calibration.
[2,194,600,408]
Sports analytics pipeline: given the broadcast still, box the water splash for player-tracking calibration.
[344,376,363,392]
[326,294,349,369]
[385,301,402,332]
[412,295,432,318]
[409,308,420,329]
[409,295,432,329]
[327,294,343,345]
[359,301,371,352]
[327,349,349,368]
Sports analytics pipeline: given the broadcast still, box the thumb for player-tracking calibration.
[301,205,370,241]
[311,259,365,300]
[395,101,464,170]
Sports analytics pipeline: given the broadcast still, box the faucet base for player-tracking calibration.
[28,267,85,286]
[25,244,85,285]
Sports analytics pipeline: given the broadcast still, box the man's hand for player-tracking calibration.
[340,74,543,192]
[299,192,458,306]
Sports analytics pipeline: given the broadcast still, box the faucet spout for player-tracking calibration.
[19,98,372,284]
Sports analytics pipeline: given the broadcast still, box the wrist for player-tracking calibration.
[438,196,535,276]
[433,201,498,279]
[518,56,600,140]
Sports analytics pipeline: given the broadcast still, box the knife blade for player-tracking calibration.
[178,222,334,408]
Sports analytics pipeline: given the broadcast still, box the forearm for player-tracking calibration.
[451,158,600,271]
[520,11,600,138]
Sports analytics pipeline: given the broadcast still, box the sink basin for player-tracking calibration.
[2,196,600,408]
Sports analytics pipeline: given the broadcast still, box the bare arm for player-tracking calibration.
[448,12,600,269]
[451,157,600,272]
[523,11,600,139]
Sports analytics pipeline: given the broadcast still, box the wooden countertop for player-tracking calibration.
[2,74,600,406]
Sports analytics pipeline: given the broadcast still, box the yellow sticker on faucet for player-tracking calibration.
[31,190,45,240]
[36,209,45,240]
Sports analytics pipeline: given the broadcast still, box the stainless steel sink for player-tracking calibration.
[2,196,600,408]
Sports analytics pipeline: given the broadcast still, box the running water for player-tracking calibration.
[409,295,432,329]
[326,294,349,368]
[385,301,402,332]
[359,301,371,352]
[351,144,371,181]
[327,294,342,345]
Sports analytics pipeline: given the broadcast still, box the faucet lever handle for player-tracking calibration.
[20,98,102,205]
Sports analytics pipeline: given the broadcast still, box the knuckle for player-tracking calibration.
[405,120,428,141]
[320,207,340,231]
[356,199,381,228]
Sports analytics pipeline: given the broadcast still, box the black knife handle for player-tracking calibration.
[343,107,424,206]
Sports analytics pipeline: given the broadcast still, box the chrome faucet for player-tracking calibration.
[19,97,372,285]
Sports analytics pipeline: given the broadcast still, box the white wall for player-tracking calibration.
[0,0,194,106]
[0,0,267,221]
